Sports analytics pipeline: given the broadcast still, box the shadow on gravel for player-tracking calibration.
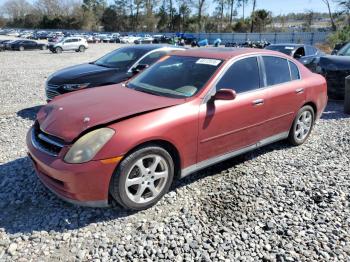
[0,141,291,235]
[321,101,350,120]
[17,105,43,121]
[0,157,134,235]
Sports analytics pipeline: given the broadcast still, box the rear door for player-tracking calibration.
[197,56,269,163]
[262,56,306,138]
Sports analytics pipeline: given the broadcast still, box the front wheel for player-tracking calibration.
[41,45,47,50]
[110,145,174,210]
[78,45,85,52]
[288,105,315,146]
[19,46,24,51]
[55,47,62,53]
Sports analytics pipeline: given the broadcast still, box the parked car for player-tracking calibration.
[48,37,88,53]
[265,44,324,71]
[315,42,350,99]
[27,48,327,210]
[45,45,184,100]
[0,40,11,51]
[331,42,348,55]
[6,40,47,51]
[134,34,154,44]
[152,35,171,44]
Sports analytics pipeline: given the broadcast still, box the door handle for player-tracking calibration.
[295,88,304,94]
[252,99,264,106]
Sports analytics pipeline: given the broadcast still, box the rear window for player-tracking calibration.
[289,61,300,80]
[263,56,291,86]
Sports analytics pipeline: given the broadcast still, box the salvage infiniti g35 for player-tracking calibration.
[27,48,328,210]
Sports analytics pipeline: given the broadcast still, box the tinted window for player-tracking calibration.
[305,45,317,56]
[138,51,167,65]
[263,56,291,86]
[289,61,300,80]
[94,47,146,68]
[265,45,294,56]
[216,57,260,93]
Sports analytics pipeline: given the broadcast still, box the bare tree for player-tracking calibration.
[337,0,350,25]
[192,0,206,31]
[321,0,337,31]
[250,0,256,32]
[2,0,32,20]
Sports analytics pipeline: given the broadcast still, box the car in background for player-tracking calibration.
[6,40,47,51]
[152,35,171,44]
[315,42,350,99]
[120,35,141,44]
[265,44,324,71]
[45,45,185,100]
[48,37,88,53]
[27,48,327,210]
[0,40,11,51]
[134,34,154,44]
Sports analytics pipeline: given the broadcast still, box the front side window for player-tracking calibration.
[216,57,260,93]
[94,47,145,68]
[263,56,291,86]
[128,56,222,98]
[338,43,350,56]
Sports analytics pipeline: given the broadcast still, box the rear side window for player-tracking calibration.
[216,57,260,93]
[263,56,291,86]
[305,45,317,56]
[138,51,167,65]
[289,61,300,80]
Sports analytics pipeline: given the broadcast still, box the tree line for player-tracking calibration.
[0,0,349,33]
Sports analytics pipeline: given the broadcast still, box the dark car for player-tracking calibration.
[7,40,47,51]
[265,44,324,71]
[0,40,11,51]
[315,42,350,99]
[45,45,184,100]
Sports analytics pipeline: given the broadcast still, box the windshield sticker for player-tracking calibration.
[285,47,294,50]
[196,59,221,66]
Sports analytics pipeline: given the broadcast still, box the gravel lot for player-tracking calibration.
[0,35,349,261]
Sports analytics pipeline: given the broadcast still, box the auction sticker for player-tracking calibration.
[196,59,221,66]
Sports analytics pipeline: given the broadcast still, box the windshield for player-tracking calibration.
[337,43,350,56]
[265,45,295,56]
[94,47,146,68]
[127,56,223,98]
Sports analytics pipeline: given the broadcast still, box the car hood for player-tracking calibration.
[48,63,124,84]
[37,84,186,142]
[319,55,350,71]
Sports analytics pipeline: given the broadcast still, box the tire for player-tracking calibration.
[19,46,24,51]
[41,45,47,50]
[288,105,315,146]
[110,145,175,210]
[55,47,62,54]
[79,45,85,52]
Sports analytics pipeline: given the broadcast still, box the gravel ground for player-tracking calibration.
[0,35,349,261]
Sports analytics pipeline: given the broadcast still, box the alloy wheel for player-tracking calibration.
[125,154,169,204]
[294,110,313,142]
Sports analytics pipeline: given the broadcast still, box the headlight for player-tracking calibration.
[62,83,90,91]
[64,128,115,164]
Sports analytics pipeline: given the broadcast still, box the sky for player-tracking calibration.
[0,0,340,16]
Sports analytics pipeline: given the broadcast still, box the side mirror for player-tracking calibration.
[213,89,236,101]
[131,64,149,74]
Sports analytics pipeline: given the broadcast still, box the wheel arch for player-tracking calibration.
[302,101,317,116]
[118,139,182,180]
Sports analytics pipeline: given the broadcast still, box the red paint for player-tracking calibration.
[27,48,328,205]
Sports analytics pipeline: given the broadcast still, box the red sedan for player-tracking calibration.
[27,48,328,210]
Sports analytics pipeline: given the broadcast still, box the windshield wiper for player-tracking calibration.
[134,88,162,97]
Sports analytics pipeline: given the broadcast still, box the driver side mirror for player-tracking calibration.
[212,89,236,101]
[132,64,149,75]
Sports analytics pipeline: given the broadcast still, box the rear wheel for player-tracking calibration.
[55,47,62,53]
[41,45,47,50]
[288,105,315,146]
[78,45,86,52]
[110,145,174,210]
[19,46,24,51]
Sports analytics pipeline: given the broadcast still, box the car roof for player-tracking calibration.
[268,43,305,47]
[128,44,184,51]
[171,47,288,61]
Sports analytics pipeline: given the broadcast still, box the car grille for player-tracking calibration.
[31,124,65,156]
[46,84,61,100]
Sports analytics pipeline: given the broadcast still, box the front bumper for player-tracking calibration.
[26,128,118,207]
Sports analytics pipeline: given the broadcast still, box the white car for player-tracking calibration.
[48,37,88,53]
[120,35,141,44]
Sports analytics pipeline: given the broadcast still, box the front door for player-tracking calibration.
[197,56,269,163]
